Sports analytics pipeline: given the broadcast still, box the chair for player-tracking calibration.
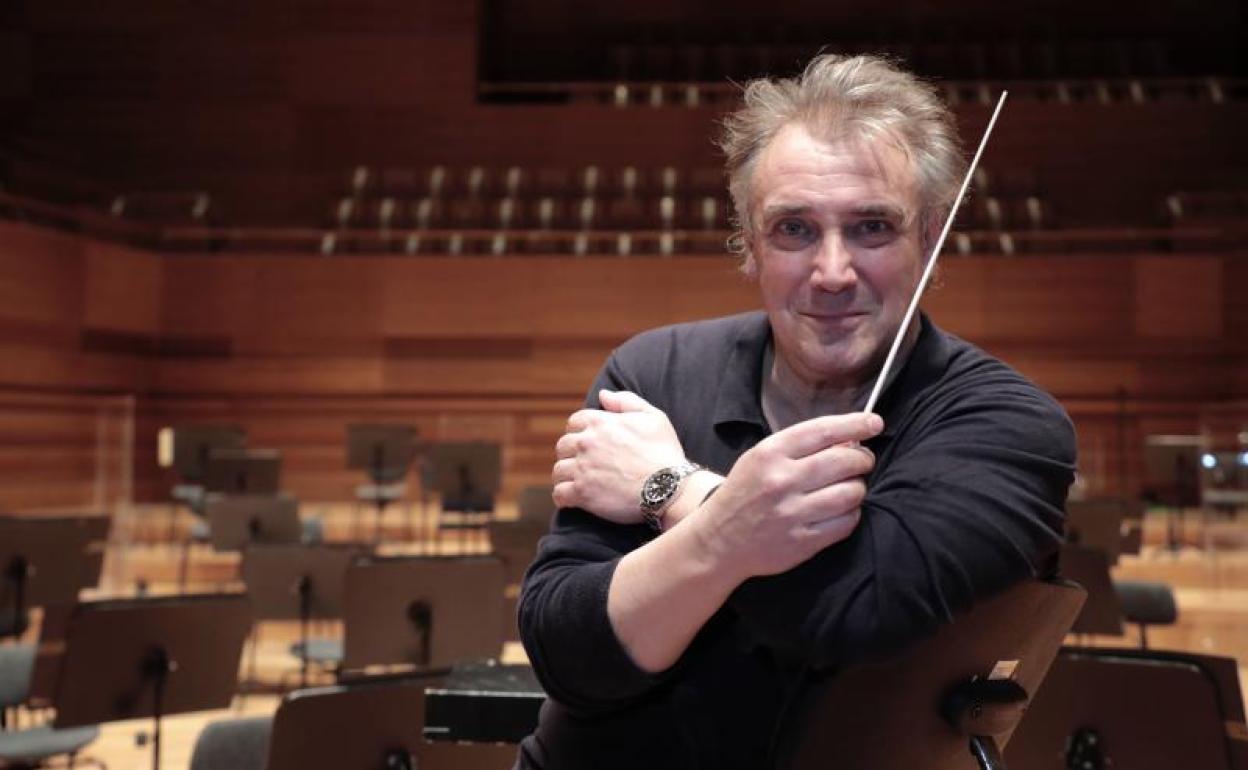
[189,716,271,770]
[1006,648,1248,770]
[777,579,1086,770]
[0,643,36,728]
[1112,580,1177,649]
[488,485,553,585]
[0,725,103,769]
[0,611,102,768]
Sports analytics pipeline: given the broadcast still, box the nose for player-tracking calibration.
[810,231,857,293]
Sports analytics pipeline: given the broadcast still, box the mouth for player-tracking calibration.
[799,310,869,322]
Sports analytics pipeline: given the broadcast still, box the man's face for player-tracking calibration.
[749,122,928,392]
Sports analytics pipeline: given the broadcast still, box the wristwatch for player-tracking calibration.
[639,462,703,532]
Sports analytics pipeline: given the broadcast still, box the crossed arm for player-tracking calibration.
[521,374,1073,713]
[551,389,881,673]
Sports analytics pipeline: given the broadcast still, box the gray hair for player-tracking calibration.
[719,53,966,273]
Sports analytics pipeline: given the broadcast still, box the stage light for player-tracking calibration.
[1200,453,1217,469]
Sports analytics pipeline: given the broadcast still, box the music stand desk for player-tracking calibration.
[205,493,302,552]
[52,594,252,770]
[1006,647,1248,770]
[0,516,100,636]
[266,673,516,770]
[343,556,505,672]
[1061,543,1126,636]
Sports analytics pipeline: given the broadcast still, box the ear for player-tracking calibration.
[729,230,758,278]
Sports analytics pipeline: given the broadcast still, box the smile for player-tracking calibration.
[799,311,869,325]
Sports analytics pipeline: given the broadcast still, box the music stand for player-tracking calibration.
[0,516,100,638]
[1065,499,1129,565]
[1142,434,1202,550]
[1006,647,1248,770]
[1059,544,1125,636]
[167,425,247,538]
[777,580,1086,770]
[51,593,252,770]
[242,544,362,688]
[204,448,281,496]
[426,442,502,552]
[1200,450,1248,509]
[263,673,518,770]
[347,423,419,543]
[205,493,302,551]
[342,556,505,673]
[172,425,247,485]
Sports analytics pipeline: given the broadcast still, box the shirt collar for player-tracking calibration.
[711,311,772,431]
[873,313,952,438]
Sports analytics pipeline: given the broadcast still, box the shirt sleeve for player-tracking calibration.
[727,377,1077,669]
[517,353,680,715]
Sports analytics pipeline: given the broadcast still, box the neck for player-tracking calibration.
[763,318,921,430]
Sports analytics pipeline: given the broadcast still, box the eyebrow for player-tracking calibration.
[760,202,909,222]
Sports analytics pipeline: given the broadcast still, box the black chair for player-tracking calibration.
[1113,580,1178,649]
[777,579,1086,770]
[189,716,271,770]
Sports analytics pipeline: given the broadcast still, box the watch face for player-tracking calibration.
[642,471,679,507]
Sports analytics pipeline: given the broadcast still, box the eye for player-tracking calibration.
[847,219,898,247]
[768,218,818,250]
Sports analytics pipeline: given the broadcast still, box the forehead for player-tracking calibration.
[751,122,918,217]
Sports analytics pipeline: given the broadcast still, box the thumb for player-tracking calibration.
[599,389,660,415]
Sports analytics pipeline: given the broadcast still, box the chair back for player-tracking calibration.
[778,579,1085,770]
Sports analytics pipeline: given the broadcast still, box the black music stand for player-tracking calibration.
[172,425,247,485]
[204,493,302,551]
[242,544,362,688]
[424,660,545,744]
[777,579,1086,770]
[0,516,101,638]
[426,442,502,553]
[1006,647,1248,770]
[342,556,505,673]
[168,425,246,538]
[1142,434,1202,551]
[204,448,282,495]
[51,594,252,770]
[347,423,419,544]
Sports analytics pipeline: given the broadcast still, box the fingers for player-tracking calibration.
[554,431,580,460]
[551,457,576,485]
[800,509,862,541]
[768,412,884,459]
[799,477,868,518]
[792,444,875,492]
[565,408,602,432]
[551,480,577,509]
[599,389,660,415]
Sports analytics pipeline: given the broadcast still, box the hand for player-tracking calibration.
[688,412,883,582]
[551,390,687,524]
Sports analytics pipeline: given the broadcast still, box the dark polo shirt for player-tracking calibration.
[517,311,1075,770]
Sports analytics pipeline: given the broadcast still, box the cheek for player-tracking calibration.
[756,255,808,309]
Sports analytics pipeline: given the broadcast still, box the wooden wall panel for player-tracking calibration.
[0,224,83,334]
[0,217,1243,507]
[1134,256,1223,339]
[84,241,162,335]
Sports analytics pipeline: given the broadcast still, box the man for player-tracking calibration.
[517,54,1075,770]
